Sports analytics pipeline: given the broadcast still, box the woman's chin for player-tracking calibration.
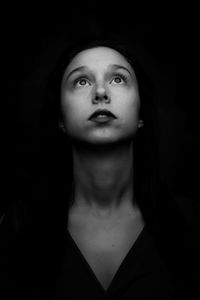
[75,135,133,148]
[87,133,121,144]
[69,129,135,147]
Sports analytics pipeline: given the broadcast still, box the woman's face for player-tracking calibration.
[61,46,140,145]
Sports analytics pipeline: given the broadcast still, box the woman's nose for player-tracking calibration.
[92,85,110,104]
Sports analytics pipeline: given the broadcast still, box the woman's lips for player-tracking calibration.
[90,115,116,123]
[88,108,117,121]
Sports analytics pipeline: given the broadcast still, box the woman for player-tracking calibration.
[2,35,185,299]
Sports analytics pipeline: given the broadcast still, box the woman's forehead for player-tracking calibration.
[64,46,135,77]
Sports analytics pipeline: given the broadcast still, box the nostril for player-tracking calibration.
[95,95,107,101]
[95,94,108,100]
[93,92,110,103]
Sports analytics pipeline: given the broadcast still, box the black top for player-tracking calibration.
[52,226,175,299]
[1,210,198,300]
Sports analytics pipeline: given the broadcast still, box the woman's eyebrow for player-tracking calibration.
[109,64,133,77]
[65,66,88,81]
[64,64,133,81]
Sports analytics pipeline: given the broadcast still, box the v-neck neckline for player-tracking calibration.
[66,225,146,295]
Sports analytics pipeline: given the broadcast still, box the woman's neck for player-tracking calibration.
[71,140,136,218]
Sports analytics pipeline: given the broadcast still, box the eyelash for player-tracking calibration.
[73,73,128,87]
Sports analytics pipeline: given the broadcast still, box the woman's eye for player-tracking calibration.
[111,74,127,84]
[74,78,90,87]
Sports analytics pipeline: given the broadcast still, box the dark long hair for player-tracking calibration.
[37,34,162,233]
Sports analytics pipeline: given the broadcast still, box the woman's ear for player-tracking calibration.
[58,120,66,133]
[138,119,144,128]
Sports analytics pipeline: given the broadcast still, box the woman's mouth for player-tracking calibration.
[90,115,116,123]
[88,109,117,123]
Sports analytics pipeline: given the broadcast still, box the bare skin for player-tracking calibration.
[67,141,145,290]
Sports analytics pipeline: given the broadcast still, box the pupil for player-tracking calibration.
[80,79,86,85]
[115,77,121,83]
